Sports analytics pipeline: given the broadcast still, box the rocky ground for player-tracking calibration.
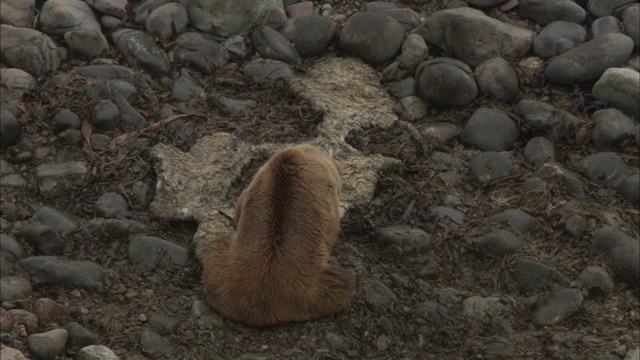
[1,0,639,359]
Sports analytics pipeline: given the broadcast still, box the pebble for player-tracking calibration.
[511,259,567,292]
[253,26,301,66]
[191,300,224,329]
[416,58,478,109]
[0,0,35,28]
[564,214,586,238]
[488,209,536,235]
[591,16,621,37]
[590,108,636,150]
[591,227,639,287]
[8,309,38,333]
[87,218,148,240]
[339,12,405,67]
[243,58,295,83]
[36,162,88,199]
[429,206,465,226]
[397,96,427,121]
[281,14,337,57]
[588,0,636,18]
[524,136,555,167]
[33,298,69,324]
[532,288,583,327]
[575,265,614,295]
[148,314,180,335]
[65,322,99,351]
[223,35,249,59]
[386,78,416,99]
[468,151,513,185]
[0,110,21,151]
[18,256,106,291]
[0,277,32,303]
[209,94,258,117]
[474,57,520,103]
[460,108,518,151]
[534,162,584,195]
[86,0,127,18]
[620,174,639,203]
[376,335,390,351]
[140,330,171,358]
[91,133,111,151]
[0,345,28,360]
[145,3,188,39]
[64,30,109,57]
[31,206,79,234]
[90,100,121,131]
[461,295,514,320]
[112,29,171,77]
[27,328,68,360]
[173,33,230,74]
[370,225,432,253]
[420,122,460,145]
[413,301,449,325]
[77,345,121,360]
[39,0,101,35]
[188,0,276,37]
[519,0,586,25]
[622,4,639,48]
[576,152,637,190]
[473,229,521,256]
[592,68,640,119]
[20,223,65,255]
[0,174,25,188]
[128,236,190,267]
[533,21,587,59]
[363,279,398,310]
[398,34,429,70]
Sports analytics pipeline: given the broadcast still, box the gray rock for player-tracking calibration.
[363,279,397,310]
[262,7,286,29]
[1,68,37,102]
[590,108,636,149]
[145,3,188,39]
[468,151,513,185]
[243,58,295,83]
[397,96,427,121]
[31,206,79,233]
[171,76,204,103]
[413,301,449,325]
[281,14,337,57]
[140,330,171,358]
[86,0,127,18]
[371,225,432,253]
[462,296,514,320]
[20,223,65,255]
[575,265,614,294]
[587,0,636,18]
[0,110,21,151]
[252,26,301,65]
[489,209,536,235]
[173,32,229,74]
[77,345,121,360]
[64,30,109,57]
[576,152,638,190]
[534,162,585,195]
[39,0,101,35]
[128,236,190,267]
[1,234,27,274]
[18,256,106,291]
[380,61,410,82]
[36,161,88,199]
[545,33,634,85]
[466,0,507,6]
[533,21,587,59]
[412,7,536,67]
[148,314,180,335]
[114,92,148,129]
[398,34,429,70]
[0,0,36,27]
[224,35,249,59]
[386,78,416,100]
[620,174,639,203]
[8,308,38,332]
[420,122,460,145]
[188,0,281,37]
[209,94,258,116]
[65,322,99,351]
[95,192,128,218]
[474,57,520,103]
[416,58,478,108]
[430,206,465,226]
[622,5,639,48]
[524,136,555,167]
[0,276,32,303]
[564,214,586,238]
[92,133,111,151]
[0,174,25,187]
[460,108,518,151]
[340,12,405,67]
[135,0,172,24]
[366,5,421,32]
[592,68,640,119]
[0,25,61,76]
[521,177,547,199]
[624,347,640,360]
[519,0,586,25]
[591,227,639,287]
[112,29,171,77]
[27,329,68,360]
[90,100,121,131]
[52,109,81,132]
[191,300,224,329]
[511,259,566,292]
[592,16,621,37]
[87,219,148,240]
[517,100,580,143]
[473,229,521,256]
[533,288,583,327]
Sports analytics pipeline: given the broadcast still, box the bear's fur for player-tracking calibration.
[202,144,354,326]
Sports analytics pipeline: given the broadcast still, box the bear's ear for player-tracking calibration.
[334,160,344,175]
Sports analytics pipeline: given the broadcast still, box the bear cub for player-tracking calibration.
[202,144,354,326]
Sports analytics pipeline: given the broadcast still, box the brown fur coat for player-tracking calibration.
[202,144,354,326]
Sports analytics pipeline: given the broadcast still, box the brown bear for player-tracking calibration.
[202,144,355,326]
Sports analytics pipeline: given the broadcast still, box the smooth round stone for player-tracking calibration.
[0,25,61,76]
[519,0,586,25]
[592,16,621,37]
[170,76,204,103]
[173,32,230,74]
[111,29,171,77]
[590,108,636,150]
[420,122,460,145]
[386,78,417,99]
[145,3,188,39]
[397,96,427,121]
[398,33,429,70]
[243,58,295,83]
[587,0,636,18]
[488,209,536,235]
[0,110,21,150]
[416,58,478,109]
[27,328,68,360]
[77,345,120,360]
[64,30,109,57]
[620,174,639,203]
[90,100,120,131]
[281,14,337,57]
[339,12,405,67]
[512,259,566,291]
[622,4,639,48]
[576,152,637,190]
[252,26,301,65]
[474,57,520,102]
[473,229,522,256]
[95,192,128,218]
[363,279,398,310]
[532,288,583,327]
[263,7,286,29]
[533,21,587,59]
[575,265,614,294]
[371,225,432,253]
[460,108,518,151]
[564,214,586,238]
[52,109,81,131]
[592,68,640,119]
[0,276,32,303]
[468,151,513,185]
[524,136,555,167]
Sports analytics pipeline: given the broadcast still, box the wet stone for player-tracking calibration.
[474,230,521,256]
[77,345,121,360]
[460,108,518,151]
[128,236,190,268]
[533,288,583,327]
[36,161,88,199]
[19,223,65,255]
[27,328,68,360]
[363,279,398,310]
[371,225,432,253]
[564,214,586,238]
[65,322,99,351]
[468,151,513,185]
[488,209,536,235]
[575,265,614,295]
[148,314,180,335]
[18,256,106,291]
[511,259,567,292]
[0,277,32,303]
